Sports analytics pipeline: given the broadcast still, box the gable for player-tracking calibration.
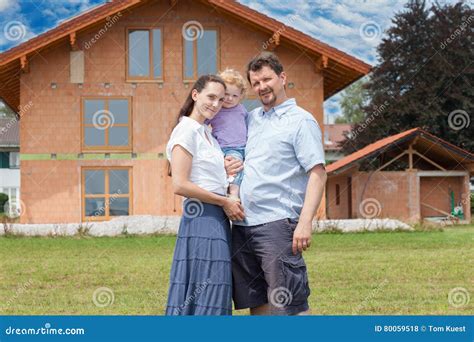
[0,0,371,112]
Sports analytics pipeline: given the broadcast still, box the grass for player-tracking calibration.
[0,225,472,315]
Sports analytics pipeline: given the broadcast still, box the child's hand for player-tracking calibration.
[224,156,243,177]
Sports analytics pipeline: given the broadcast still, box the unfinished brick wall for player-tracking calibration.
[326,175,350,219]
[19,0,325,223]
[351,171,413,221]
[419,176,464,218]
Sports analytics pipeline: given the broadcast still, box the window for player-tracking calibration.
[183,28,219,81]
[127,28,163,80]
[9,152,19,168]
[0,186,20,217]
[82,167,132,220]
[0,152,9,168]
[82,98,131,151]
[335,184,340,206]
[324,131,331,145]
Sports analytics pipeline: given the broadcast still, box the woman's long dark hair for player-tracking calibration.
[167,74,226,176]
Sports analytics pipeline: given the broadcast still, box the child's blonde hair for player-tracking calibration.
[218,68,247,97]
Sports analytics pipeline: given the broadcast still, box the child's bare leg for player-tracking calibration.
[228,184,240,201]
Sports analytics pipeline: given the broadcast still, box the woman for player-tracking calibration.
[165,75,245,315]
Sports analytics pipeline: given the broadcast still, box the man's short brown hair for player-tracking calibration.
[246,52,284,83]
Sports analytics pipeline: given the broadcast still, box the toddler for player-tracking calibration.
[207,68,248,202]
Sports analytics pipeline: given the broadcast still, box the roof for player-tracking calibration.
[0,0,371,112]
[0,116,20,147]
[324,123,352,151]
[327,127,474,175]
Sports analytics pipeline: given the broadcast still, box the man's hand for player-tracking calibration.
[222,198,245,221]
[224,156,243,177]
[292,220,312,255]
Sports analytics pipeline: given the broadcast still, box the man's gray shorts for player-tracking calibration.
[232,218,310,315]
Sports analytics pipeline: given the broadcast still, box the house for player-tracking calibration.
[325,128,474,223]
[0,0,370,224]
[324,123,351,163]
[0,116,20,210]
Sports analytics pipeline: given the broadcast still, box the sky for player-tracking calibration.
[0,0,460,121]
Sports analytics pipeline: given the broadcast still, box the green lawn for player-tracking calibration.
[0,226,472,315]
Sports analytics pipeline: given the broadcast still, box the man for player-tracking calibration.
[228,52,327,315]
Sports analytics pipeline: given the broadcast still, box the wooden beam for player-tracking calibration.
[375,150,407,172]
[170,0,178,6]
[69,32,79,51]
[465,163,474,173]
[413,151,446,171]
[20,55,29,73]
[420,202,458,220]
[266,32,280,51]
[315,55,328,73]
[417,170,468,177]
[408,144,414,170]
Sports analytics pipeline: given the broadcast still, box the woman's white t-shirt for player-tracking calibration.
[166,116,227,196]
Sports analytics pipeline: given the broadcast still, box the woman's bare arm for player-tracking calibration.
[171,145,245,220]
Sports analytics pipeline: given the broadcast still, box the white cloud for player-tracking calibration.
[0,0,101,52]
[330,3,367,24]
[313,16,355,37]
[0,0,20,14]
[0,0,15,12]
[0,0,33,52]
[237,0,434,65]
[42,8,56,18]
[237,0,421,126]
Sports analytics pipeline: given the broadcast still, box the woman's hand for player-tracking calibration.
[222,198,245,221]
[224,156,243,177]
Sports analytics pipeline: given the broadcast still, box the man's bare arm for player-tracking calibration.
[292,164,327,255]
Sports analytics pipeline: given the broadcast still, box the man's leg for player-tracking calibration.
[250,303,270,315]
[233,220,311,316]
[296,309,311,315]
[251,305,310,316]
[232,224,268,313]
[252,219,311,316]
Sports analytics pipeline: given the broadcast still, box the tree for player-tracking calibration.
[341,0,474,154]
[336,78,370,124]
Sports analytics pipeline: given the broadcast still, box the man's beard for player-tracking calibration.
[260,89,275,106]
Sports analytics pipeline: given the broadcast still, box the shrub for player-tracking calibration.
[471,193,473,214]
[0,193,8,213]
